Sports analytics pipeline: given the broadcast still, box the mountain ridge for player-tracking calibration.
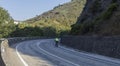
[24,0,86,26]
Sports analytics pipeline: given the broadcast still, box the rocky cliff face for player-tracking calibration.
[71,0,120,36]
[77,0,113,23]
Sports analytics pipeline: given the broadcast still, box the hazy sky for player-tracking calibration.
[0,0,71,21]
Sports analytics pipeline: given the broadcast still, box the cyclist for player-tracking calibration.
[54,38,59,47]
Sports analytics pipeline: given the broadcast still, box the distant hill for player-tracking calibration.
[24,0,86,36]
[71,0,120,36]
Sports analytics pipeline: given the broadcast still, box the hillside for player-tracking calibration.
[23,0,86,36]
[25,0,86,26]
[71,0,120,36]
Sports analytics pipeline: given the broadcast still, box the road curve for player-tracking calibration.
[11,39,120,66]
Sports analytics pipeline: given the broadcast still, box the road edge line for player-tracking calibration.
[16,44,28,66]
[37,42,79,66]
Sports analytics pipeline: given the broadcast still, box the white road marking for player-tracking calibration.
[16,43,28,66]
[37,42,80,66]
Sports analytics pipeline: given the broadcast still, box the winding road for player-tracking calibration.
[8,39,120,66]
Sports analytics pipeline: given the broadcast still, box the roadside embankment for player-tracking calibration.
[61,35,120,59]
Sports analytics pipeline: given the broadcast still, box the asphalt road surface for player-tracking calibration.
[8,39,120,66]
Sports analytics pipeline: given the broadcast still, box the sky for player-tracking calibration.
[0,0,71,21]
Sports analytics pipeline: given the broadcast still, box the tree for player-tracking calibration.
[0,7,15,38]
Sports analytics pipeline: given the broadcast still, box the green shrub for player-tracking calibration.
[101,3,118,19]
[71,22,95,35]
[71,24,81,35]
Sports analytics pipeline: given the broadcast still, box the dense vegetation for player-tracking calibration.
[10,23,57,37]
[71,0,120,36]
[0,7,15,38]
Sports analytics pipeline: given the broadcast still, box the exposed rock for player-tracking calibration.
[71,0,120,36]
